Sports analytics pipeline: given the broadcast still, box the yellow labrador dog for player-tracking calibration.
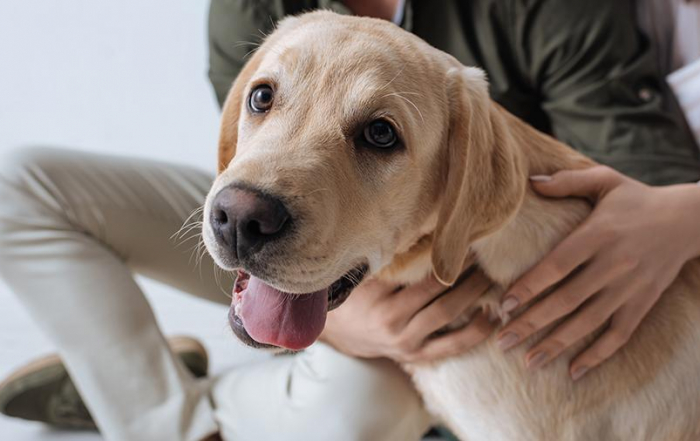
[202,11,700,441]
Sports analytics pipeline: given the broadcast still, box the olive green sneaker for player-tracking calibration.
[0,336,209,429]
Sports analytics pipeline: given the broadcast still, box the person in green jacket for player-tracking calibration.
[1,1,700,440]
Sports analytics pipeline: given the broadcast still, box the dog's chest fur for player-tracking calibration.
[376,193,700,440]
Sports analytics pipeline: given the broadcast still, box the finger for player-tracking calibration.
[354,277,401,298]
[403,269,492,341]
[387,274,450,319]
[530,166,625,201]
[568,297,655,381]
[523,284,630,369]
[498,254,622,351]
[499,224,600,315]
[402,311,495,363]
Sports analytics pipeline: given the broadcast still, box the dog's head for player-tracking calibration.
[203,11,525,350]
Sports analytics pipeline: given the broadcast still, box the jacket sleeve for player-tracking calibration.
[519,0,700,184]
[208,0,280,108]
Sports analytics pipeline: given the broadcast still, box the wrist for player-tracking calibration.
[662,183,700,260]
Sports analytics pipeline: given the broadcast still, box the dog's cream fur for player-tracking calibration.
[204,12,700,440]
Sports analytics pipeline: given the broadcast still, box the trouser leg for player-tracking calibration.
[0,147,226,441]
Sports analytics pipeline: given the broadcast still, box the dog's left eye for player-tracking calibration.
[363,120,398,148]
[249,85,274,113]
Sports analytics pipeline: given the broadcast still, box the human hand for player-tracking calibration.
[496,166,700,380]
[321,269,495,363]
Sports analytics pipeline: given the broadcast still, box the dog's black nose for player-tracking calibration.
[211,186,290,258]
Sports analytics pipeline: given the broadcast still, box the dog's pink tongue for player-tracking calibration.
[239,276,328,350]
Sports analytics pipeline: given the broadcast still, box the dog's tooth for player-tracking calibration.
[234,303,242,317]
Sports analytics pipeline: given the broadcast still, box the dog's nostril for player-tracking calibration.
[246,219,263,236]
[213,208,229,225]
[248,213,289,236]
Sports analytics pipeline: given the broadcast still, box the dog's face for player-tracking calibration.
[203,12,524,350]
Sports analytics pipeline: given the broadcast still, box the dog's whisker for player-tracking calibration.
[243,47,259,59]
[188,237,205,266]
[179,221,204,235]
[196,246,209,279]
[383,92,425,123]
[172,227,204,249]
[174,222,204,240]
[346,272,360,286]
[344,270,362,286]
[213,263,221,287]
[178,232,205,249]
[391,91,422,96]
[189,235,207,268]
[378,64,406,92]
[184,205,205,218]
[171,206,204,241]
[172,222,198,241]
[213,265,233,299]
[268,16,278,32]
[233,40,262,49]
[197,241,208,266]
[257,27,271,39]
[186,247,200,266]
[243,43,282,59]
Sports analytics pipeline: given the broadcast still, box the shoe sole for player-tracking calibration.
[0,353,62,394]
[0,353,67,418]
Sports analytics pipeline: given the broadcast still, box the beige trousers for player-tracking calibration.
[0,147,431,441]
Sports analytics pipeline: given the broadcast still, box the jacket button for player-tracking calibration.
[638,87,655,102]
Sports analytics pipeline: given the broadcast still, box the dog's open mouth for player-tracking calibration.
[229,265,368,351]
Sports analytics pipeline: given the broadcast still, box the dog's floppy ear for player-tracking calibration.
[217,47,267,174]
[431,67,526,286]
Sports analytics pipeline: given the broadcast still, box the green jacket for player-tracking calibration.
[208,0,700,185]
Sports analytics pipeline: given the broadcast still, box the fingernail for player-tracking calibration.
[526,351,549,370]
[529,175,552,182]
[571,366,589,381]
[501,296,520,314]
[497,332,519,351]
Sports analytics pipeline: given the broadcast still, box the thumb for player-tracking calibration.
[529,166,624,201]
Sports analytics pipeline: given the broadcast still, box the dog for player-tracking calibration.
[202,11,700,440]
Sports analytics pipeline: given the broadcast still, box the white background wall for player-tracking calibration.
[0,0,221,167]
[0,1,263,439]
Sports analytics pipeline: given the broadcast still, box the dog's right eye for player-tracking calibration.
[248,85,274,113]
[362,119,398,149]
